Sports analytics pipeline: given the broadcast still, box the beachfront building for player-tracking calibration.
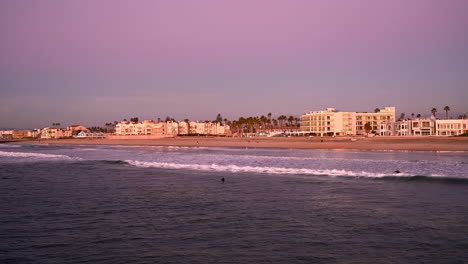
[1,129,42,139]
[178,122,189,135]
[76,131,106,138]
[115,120,230,137]
[41,128,66,139]
[166,121,179,136]
[379,121,397,136]
[65,125,89,137]
[378,118,467,136]
[435,119,468,136]
[409,118,435,136]
[115,120,166,136]
[395,120,411,136]
[300,107,396,136]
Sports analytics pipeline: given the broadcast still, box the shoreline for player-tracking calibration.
[8,136,468,152]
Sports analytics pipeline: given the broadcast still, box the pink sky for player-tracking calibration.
[1,0,467,128]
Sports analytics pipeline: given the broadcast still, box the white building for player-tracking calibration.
[436,119,468,136]
[300,107,396,136]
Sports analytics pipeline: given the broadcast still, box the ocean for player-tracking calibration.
[1,143,467,264]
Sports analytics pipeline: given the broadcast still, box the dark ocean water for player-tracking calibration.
[1,144,468,263]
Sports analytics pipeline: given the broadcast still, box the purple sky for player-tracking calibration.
[1,0,467,129]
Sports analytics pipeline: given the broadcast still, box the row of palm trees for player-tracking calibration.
[225,114,300,136]
[399,105,466,120]
[178,113,300,136]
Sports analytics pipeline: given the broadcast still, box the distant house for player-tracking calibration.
[66,125,89,137]
[75,131,106,138]
[41,128,66,139]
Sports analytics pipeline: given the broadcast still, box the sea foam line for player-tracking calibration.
[0,150,76,159]
[124,160,413,178]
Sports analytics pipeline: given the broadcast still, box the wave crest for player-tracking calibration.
[0,150,75,160]
[124,160,411,178]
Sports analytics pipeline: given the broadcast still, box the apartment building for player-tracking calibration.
[300,107,396,136]
[436,119,468,136]
[116,120,230,136]
[41,128,66,139]
[116,120,166,136]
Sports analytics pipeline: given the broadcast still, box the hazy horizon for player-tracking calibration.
[1,0,467,130]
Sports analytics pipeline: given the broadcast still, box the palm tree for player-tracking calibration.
[260,116,268,132]
[184,119,190,135]
[411,113,415,119]
[238,117,246,136]
[431,108,437,118]
[267,113,272,131]
[443,106,450,119]
[288,116,294,127]
[374,108,380,113]
[399,113,405,120]
[278,115,287,127]
[416,114,421,119]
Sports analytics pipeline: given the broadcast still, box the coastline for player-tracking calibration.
[9,136,468,152]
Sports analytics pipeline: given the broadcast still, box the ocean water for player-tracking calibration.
[1,143,467,264]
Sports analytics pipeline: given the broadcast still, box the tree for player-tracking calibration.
[273,119,278,127]
[288,116,294,127]
[443,106,450,119]
[431,108,437,118]
[364,122,372,135]
[184,119,190,135]
[260,115,268,131]
[278,115,287,127]
[267,113,272,131]
[411,113,415,119]
[216,113,223,124]
[374,108,380,113]
[130,117,139,123]
[416,114,421,119]
[458,114,467,119]
[399,113,405,120]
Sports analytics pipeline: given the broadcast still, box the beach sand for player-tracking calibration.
[12,136,468,151]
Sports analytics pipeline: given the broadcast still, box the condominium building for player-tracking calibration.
[115,120,167,136]
[436,119,468,136]
[300,107,396,136]
[41,128,66,139]
[380,118,467,136]
[115,120,230,136]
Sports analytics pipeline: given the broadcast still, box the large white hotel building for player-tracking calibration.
[300,107,396,136]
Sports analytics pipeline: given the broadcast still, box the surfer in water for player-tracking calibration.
[221,177,225,183]
[394,170,400,174]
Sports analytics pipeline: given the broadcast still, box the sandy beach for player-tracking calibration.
[8,136,468,151]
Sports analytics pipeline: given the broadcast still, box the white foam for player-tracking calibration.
[0,144,21,148]
[124,160,412,178]
[0,150,75,160]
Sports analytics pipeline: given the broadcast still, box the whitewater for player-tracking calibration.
[1,143,467,179]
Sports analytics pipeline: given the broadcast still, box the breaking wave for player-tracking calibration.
[0,150,75,160]
[124,160,435,178]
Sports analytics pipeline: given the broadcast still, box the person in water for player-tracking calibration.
[221,177,225,183]
[394,170,400,174]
